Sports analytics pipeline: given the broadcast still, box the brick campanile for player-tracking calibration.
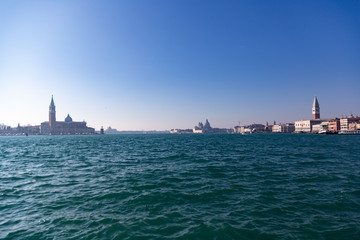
[49,95,56,128]
[312,96,320,119]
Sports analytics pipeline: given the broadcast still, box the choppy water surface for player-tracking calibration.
[1,134,359,239]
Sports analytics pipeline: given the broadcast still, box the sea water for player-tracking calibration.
[0,134,359,239]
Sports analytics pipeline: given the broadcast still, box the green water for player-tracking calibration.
[0,134,359,239]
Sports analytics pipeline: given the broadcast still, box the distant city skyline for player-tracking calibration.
[1,1,359,130]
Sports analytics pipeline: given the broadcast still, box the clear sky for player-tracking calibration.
[0,0,359,130]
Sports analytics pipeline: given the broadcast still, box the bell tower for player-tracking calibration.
[49,95,56,128]
[312,96,320,119]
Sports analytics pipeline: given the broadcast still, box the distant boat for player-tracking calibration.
[319,129,329,135]
[319,130,337,135]
[338,130,360,135]
[319,122,330,135]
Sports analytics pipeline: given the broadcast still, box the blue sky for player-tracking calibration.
[0,0,359,130]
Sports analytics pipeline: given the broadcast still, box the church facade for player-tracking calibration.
[40,96,95,135]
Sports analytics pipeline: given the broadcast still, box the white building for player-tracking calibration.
[295,119,322,133]
[233,126,252,134]
[312,124,321,133]
[272,123,295,133]
[193,128,203,133]
[340,116,360,131]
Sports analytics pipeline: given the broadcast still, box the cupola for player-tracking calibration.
[65,114,73,122]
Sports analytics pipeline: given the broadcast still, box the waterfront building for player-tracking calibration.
[193,128,203,134]
[193,119,212,133]
[0,124,40,136]
[271,125,281,133]
[349,121,360,131]
[193,119,232,133]
[234,126,252,134]
[234,124,264,133]
[272,123,295,133]
[312,124,322,133]
[170,129,193,134]
[40,96,95,135]
[295,119,322,133]
[328,118,340,133]
[312,96,320,119]
[340,115,360,131]
[234,126,241,134]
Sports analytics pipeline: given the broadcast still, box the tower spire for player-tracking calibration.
[50,95,55,107]
[312,96,320,119]
[49,95,56,128]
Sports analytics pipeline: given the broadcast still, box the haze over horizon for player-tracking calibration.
[1,0,359,131]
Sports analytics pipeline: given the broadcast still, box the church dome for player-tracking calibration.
[65,114,73,122]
